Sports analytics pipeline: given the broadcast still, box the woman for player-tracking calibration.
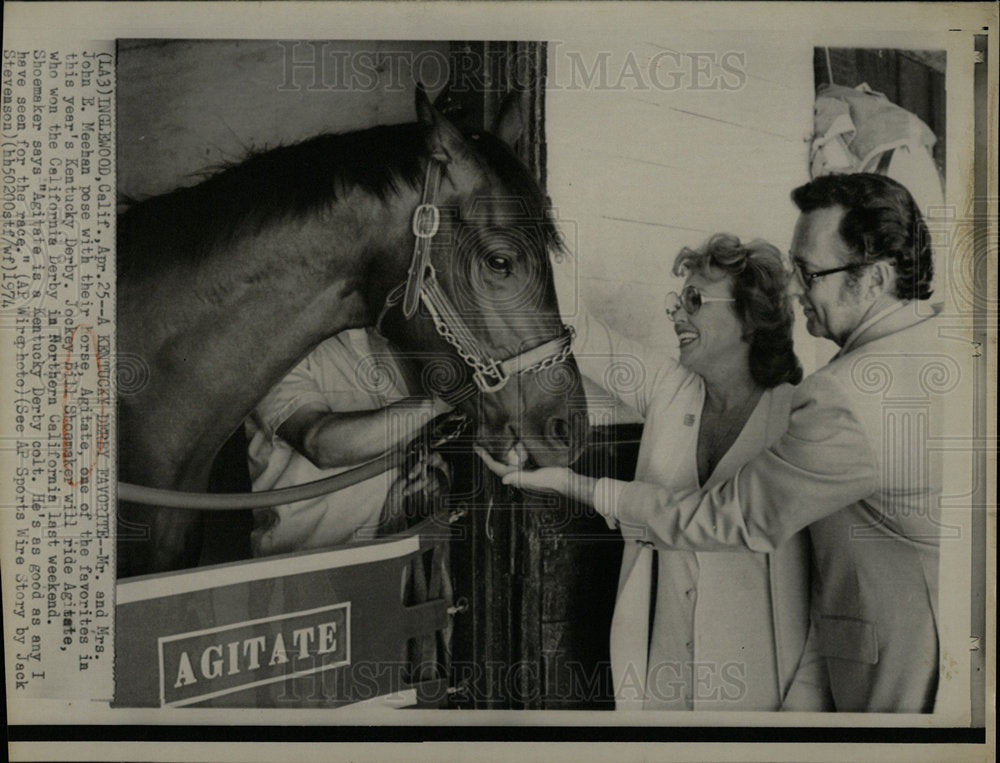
[479,234,830,711]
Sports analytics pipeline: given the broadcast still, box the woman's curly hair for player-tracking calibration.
[674,234,803,388]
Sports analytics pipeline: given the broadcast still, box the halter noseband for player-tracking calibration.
[379,157,575,399]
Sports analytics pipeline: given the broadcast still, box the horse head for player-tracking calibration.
[377,86,588,468]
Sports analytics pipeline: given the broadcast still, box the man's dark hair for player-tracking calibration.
[791,173,933,301]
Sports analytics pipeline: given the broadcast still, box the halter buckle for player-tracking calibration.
[412,203,440,239]
[473,363,509,393]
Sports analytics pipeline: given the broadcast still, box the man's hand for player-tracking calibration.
[380,451,451,535]
[402,451,450,498]
[503,467,575,495]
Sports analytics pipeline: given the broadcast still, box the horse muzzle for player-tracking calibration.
[475,395,589,469]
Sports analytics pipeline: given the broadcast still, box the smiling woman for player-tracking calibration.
[674,235,803,395]
[485,234,828,711]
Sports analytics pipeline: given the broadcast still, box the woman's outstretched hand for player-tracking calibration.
[472,444,522,479]
[474,445,597,506]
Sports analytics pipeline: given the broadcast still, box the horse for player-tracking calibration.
[116,86,588,578]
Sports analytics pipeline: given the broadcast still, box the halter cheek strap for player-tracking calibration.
[376,278,576,403]
[380,156,576,398]
[402,158,444,319]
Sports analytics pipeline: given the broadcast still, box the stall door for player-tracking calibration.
[441,42,624,710]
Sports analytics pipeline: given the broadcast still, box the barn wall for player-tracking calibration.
[117,40,449,199]
[545,35,823,382]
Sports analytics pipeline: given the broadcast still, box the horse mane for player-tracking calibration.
[117,122,429,275]
[117,120,563,276]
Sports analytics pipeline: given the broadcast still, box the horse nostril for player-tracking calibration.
[547,416,571,446]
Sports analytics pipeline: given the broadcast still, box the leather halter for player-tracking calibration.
[379,156,575,400]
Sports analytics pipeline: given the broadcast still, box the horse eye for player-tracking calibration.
[485,254,512,275]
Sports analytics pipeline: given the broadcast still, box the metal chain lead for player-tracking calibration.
[421,273,509,389]
[423,278,573,383]
[523,325,575,373]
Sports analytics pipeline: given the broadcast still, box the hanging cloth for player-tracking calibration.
[810,82,938,175]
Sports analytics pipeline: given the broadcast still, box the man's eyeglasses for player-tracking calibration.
[793,260,868,290]
[664,285,735,321]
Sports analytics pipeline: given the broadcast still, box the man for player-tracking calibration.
[496,174,946,712]
[246,327,452,556]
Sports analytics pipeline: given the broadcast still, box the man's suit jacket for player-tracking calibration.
[596,304,948,712]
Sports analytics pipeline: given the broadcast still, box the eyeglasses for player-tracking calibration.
[664,285,735,321]
[792,260,868,290]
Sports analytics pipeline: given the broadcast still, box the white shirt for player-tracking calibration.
[245,329,409,556]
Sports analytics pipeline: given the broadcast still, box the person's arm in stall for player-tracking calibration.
[278,396,453,469]
[252,343,452,470]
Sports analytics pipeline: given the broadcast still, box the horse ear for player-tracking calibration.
[492,90,524,148]
[414,82,436,125]
[415,82,468,163]
[432,84,459,116]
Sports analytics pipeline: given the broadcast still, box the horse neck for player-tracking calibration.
[121,184,420,486]
[245,184,420,342]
